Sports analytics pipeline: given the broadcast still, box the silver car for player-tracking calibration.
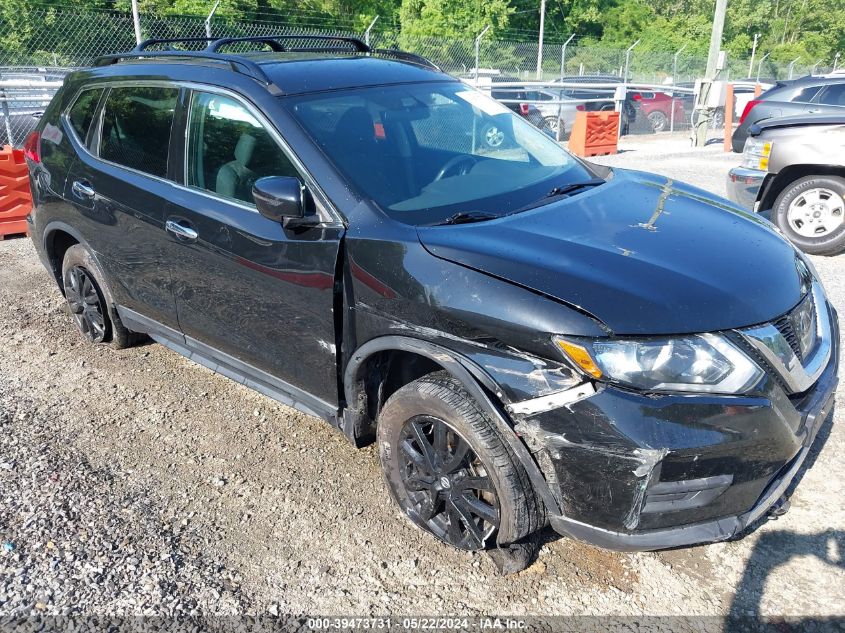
[727,115,845,255]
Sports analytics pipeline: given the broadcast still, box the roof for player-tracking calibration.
[257,55,451,95]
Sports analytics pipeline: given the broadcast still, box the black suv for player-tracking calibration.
[24,36,839,563]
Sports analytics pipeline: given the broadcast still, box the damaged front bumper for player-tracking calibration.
[513,318,839,552]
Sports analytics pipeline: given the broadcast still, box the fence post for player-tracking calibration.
[624,39,640,80]
[723,82,734,152]
[474,26,491,79]
[559,33,575,78]
[205,0,221,38]
[364,15,379,47]
[131,0,142,45]
[755,52,769,83]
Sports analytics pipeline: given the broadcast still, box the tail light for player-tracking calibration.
[632,93,642,101]
[739,100,761,124]
[519,103,530,116]
[576,104,585,111]
[23,131,41,163]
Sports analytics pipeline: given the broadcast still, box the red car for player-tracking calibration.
[633,91,686,132]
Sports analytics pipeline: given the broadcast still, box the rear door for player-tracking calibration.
[163,87,343,408]
[64,83,181,331]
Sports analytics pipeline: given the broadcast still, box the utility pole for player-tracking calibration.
[131,0,142,45]
[834,52,841,72]
[536,0,546,79]
[748,33,759,78]
[694,0,728,147]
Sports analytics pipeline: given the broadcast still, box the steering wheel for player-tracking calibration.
[434,155,479,182]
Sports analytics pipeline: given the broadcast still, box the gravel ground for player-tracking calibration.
[1,139,844,624]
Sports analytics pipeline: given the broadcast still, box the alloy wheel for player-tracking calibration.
[398,415,499,550]
[787,187,845,238]
[648,111,668,132]
[64,266,107,343]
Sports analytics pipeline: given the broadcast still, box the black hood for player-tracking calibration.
[416,169,806,336]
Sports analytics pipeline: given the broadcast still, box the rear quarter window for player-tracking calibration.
[67,88,104,143]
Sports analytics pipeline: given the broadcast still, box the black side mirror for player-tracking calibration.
[252,176,319,228]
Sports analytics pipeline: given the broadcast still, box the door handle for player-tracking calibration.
[71,180,95,199]
[807,108,822,114]
[165,219,199,241]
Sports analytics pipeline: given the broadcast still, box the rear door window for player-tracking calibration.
[99,86,178,179]
[67,88,104,144]
[815,83,845,106]
[186,91,299,205]
[790,85,822,103]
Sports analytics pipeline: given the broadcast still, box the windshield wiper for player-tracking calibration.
[545,177,606,198]
[435,211,500,226]
[512,177,606,214]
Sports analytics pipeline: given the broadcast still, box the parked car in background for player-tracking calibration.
[468,76,554,136]
[728,115,845,255]
[631,91,685,132]
[731,75,845,152]
[554,75,640,135]
[25,35,838,564]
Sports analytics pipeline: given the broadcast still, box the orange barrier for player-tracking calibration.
[0,145,32,239]
[567,111,619,157]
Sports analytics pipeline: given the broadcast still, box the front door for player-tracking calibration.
[165,88,343,409]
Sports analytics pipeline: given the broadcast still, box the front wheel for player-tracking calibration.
[377,372,543,551]
[773,176,845,256]
[647,110,668,132]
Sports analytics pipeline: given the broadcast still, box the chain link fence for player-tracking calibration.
[0,7,836,146]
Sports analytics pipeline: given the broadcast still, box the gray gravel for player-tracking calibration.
[1,138,844,621]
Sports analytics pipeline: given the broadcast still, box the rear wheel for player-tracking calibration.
[377,371,543,551]
[773,176,845,256]
[61,244,144,348]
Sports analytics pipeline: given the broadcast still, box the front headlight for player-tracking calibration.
[741,138,773,170]
[553,333,763,394]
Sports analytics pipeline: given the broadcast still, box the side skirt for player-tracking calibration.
[117,306,339,424]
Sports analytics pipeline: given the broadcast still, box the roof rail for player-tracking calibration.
[133,37,217,52]
[92,51,282,94]
[373,48,440,71]
[92,35,441,92]
[207,35,370,53]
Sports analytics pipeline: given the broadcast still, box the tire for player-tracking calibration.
[542,115,561,137]
[377,371,544,551]
[773,176,845,256]
[647,110,668,133]
[61,244,144,348]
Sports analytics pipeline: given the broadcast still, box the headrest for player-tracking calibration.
[234,133,257,167]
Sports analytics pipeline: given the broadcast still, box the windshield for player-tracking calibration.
[285,81,595,225]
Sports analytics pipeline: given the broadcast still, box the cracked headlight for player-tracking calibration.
[554,333,763,394]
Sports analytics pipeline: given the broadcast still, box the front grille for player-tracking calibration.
[774,312,803,361]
